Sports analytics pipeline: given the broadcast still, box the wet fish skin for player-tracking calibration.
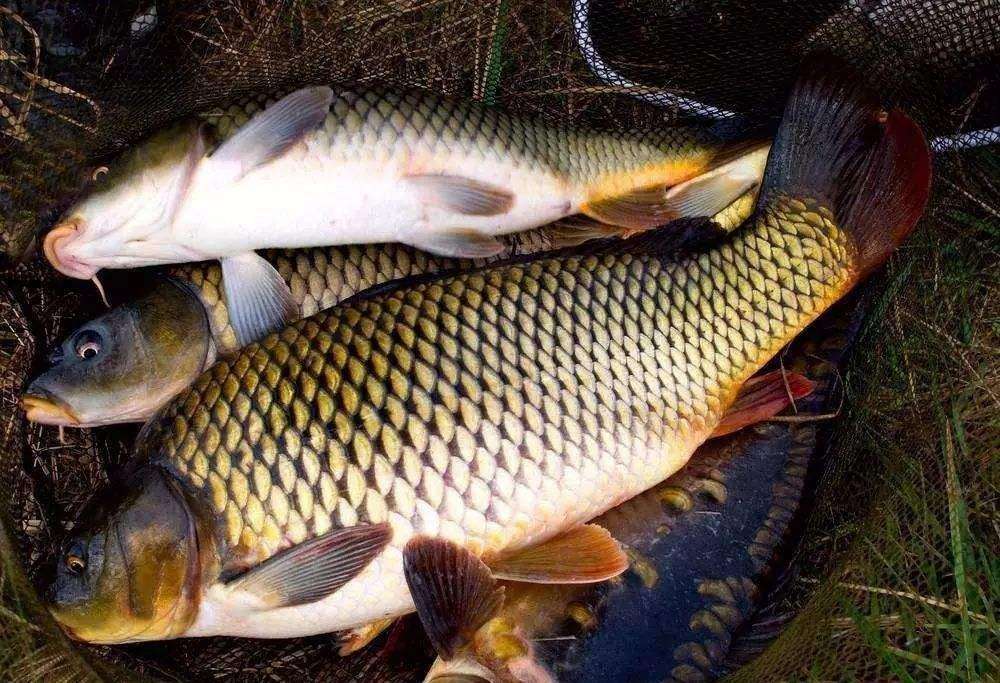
[178,235,555,357]
[42,64,931,648]
[140,192,856,639]
[43,83,766,344]
[21,231,555,428]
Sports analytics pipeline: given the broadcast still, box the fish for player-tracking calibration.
[41,64,930,663]
[41,83,769,345]
[423,305,858,683]
[22,189,760,429]
[21,238,541,429]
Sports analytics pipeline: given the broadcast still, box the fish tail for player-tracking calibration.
[759,57,932,276]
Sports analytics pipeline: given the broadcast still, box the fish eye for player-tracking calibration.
[73,330,103,360]
[66,554,86,574]
[91,166,109,182]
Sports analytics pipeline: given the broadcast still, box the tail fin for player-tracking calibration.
[759,60,932,276]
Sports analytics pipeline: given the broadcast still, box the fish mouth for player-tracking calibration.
[43,220,98,279]
[21,392,80,426]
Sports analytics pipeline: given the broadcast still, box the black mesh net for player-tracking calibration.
[0,1,996,681]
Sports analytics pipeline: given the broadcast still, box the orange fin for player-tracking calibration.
[758,59,931,278]
[338,617,396,655]
[581,184,680,231]
[403,537,505,660]
[488,523,628,584]
[712,370,815,438]
[580,141,770,231]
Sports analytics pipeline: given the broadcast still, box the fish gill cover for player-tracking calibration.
[0,1,996,681]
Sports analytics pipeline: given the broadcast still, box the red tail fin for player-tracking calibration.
[758,59,932,277]
[712,370,815,438]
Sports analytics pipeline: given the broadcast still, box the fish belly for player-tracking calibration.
[189,432,694,640]
[178,143,576,258]
[151,197,855,641]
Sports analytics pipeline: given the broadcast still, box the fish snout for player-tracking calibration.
[43,220,97,279]
[21,390,80,426]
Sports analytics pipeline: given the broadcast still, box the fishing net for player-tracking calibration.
[0,1,996,680]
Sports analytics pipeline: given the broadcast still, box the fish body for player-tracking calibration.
[425,306,859,683]
[24,184,758,429]
[21,237,547,428]
[151,189,857,640]
[44,85,768,344]
[43,66,930,654]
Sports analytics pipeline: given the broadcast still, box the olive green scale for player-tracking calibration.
[137,193,856,569]
[199,87,720,186]
[171,231,555,356]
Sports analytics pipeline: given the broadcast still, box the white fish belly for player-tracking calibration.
[186,432,701,640]
[176,148,578,258]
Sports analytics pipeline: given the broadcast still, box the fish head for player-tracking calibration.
[43,120,207,279]
[44,466,211,644]
[22,279,212,427]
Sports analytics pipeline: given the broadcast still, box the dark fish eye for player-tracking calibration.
[66,554,86,574]
[73,330,103,360]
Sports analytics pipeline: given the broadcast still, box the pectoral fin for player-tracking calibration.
[488,524,628,584]
[712,370,815,438]
[404,174,515,216]
[227,522,391,609]
[211,86,333,180]
[405,231,505,258]
[221,252,298,345]
[403,537,505,660]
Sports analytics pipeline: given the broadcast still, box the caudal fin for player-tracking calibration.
[759,59,932,276]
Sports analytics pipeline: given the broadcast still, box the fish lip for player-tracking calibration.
[21,391,81,426]
[43,219,97,279]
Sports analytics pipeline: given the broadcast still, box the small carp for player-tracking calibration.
[42,64,929,671]
[42,84,768,344]
[23,192,758,429]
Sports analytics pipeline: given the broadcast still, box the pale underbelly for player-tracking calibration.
[186,430,703,639]
[176,157,577,259]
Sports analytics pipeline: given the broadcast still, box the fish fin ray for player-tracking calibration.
[337,617,396,655]
[404,174,515,216]
[663,166,760,223]
[210,86,333,180]
[221,252,299,345]
[227,522,391,609]
[580,141,769,232]
[405,231,506,258]
[488,523,628,584]
[757,58,931,276]
[403,536,504,660]
[712,370,815,438]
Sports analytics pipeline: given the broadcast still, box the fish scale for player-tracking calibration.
[171,232,555,356]
[138,193,854,591]
[199,87,720,188]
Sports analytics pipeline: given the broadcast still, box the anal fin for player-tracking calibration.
[226,522,391,608]
[221,251,298,346]
[488,523,628,584]
[712,370,815,438]
[403,537,504,660]
[338,617,396,655]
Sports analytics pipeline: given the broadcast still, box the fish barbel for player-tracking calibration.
[23,191,760,429]
[42,84,768,344]
[43,65,929,661]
